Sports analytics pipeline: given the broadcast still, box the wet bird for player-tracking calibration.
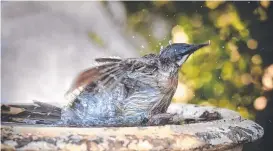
[61,41,210,126]
[1,41,210,126]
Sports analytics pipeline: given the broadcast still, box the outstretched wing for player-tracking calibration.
[66,57,123,96]
[66,62,121,94]
[66,55,159,100]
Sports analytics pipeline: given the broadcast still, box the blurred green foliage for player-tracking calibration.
[123,1,271,119]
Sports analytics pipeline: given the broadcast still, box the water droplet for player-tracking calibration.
[201,5,203,8]
[132,36,135,38]
[141,45,144,48]
[160,46,164,54]
[159,42,162,45]
[169,40,172,45]
[219,76,221,79]
[222,46,225,49]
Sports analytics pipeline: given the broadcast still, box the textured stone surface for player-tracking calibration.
[1,103,264,151]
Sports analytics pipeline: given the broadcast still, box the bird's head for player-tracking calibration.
[159,41,210,66]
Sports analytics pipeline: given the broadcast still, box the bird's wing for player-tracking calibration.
[66,61,121,94]
[66,55,159,97]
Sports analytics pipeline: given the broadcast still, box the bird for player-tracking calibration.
[1,41,210,127]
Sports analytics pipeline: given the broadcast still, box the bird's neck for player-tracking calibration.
[158,57,179,75]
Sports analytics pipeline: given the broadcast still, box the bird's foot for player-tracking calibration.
[146,113,179,126]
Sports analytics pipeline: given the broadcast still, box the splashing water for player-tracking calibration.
[160,46,164,54]
[169,40,172,45]
[59,74,154,127]
[160,45,164,50]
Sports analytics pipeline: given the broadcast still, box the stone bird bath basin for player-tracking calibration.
[1,103,264,151]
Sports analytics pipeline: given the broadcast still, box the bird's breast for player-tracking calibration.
[157,71,178,93]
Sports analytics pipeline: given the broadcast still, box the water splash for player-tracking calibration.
[169,40,172,45]
[160,46,164,54]
[160,46,164,50]
[60,83,150,126]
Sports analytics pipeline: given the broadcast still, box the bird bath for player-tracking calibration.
[1,103,263,151]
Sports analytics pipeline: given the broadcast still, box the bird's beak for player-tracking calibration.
[185,40,211,55]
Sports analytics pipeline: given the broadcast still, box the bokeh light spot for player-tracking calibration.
[173,83,194,103]
[171,25,189,43]
[260,0,270,8]
[251,66,262,76]
[251,54,263,65]
[230,49,241,62]
[241,73,252,85]
[262,75,273,90]
[254,96,267,110]
[205,0,225,9]
[267,64,273,75]
[262,64,273,90]
[247,39,258,50]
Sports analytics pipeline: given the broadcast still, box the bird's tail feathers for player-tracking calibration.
[1,100,62,125]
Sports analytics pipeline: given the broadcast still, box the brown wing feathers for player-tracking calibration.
[67,58,124,95]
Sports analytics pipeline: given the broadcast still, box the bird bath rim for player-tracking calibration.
[1,103,264,151]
